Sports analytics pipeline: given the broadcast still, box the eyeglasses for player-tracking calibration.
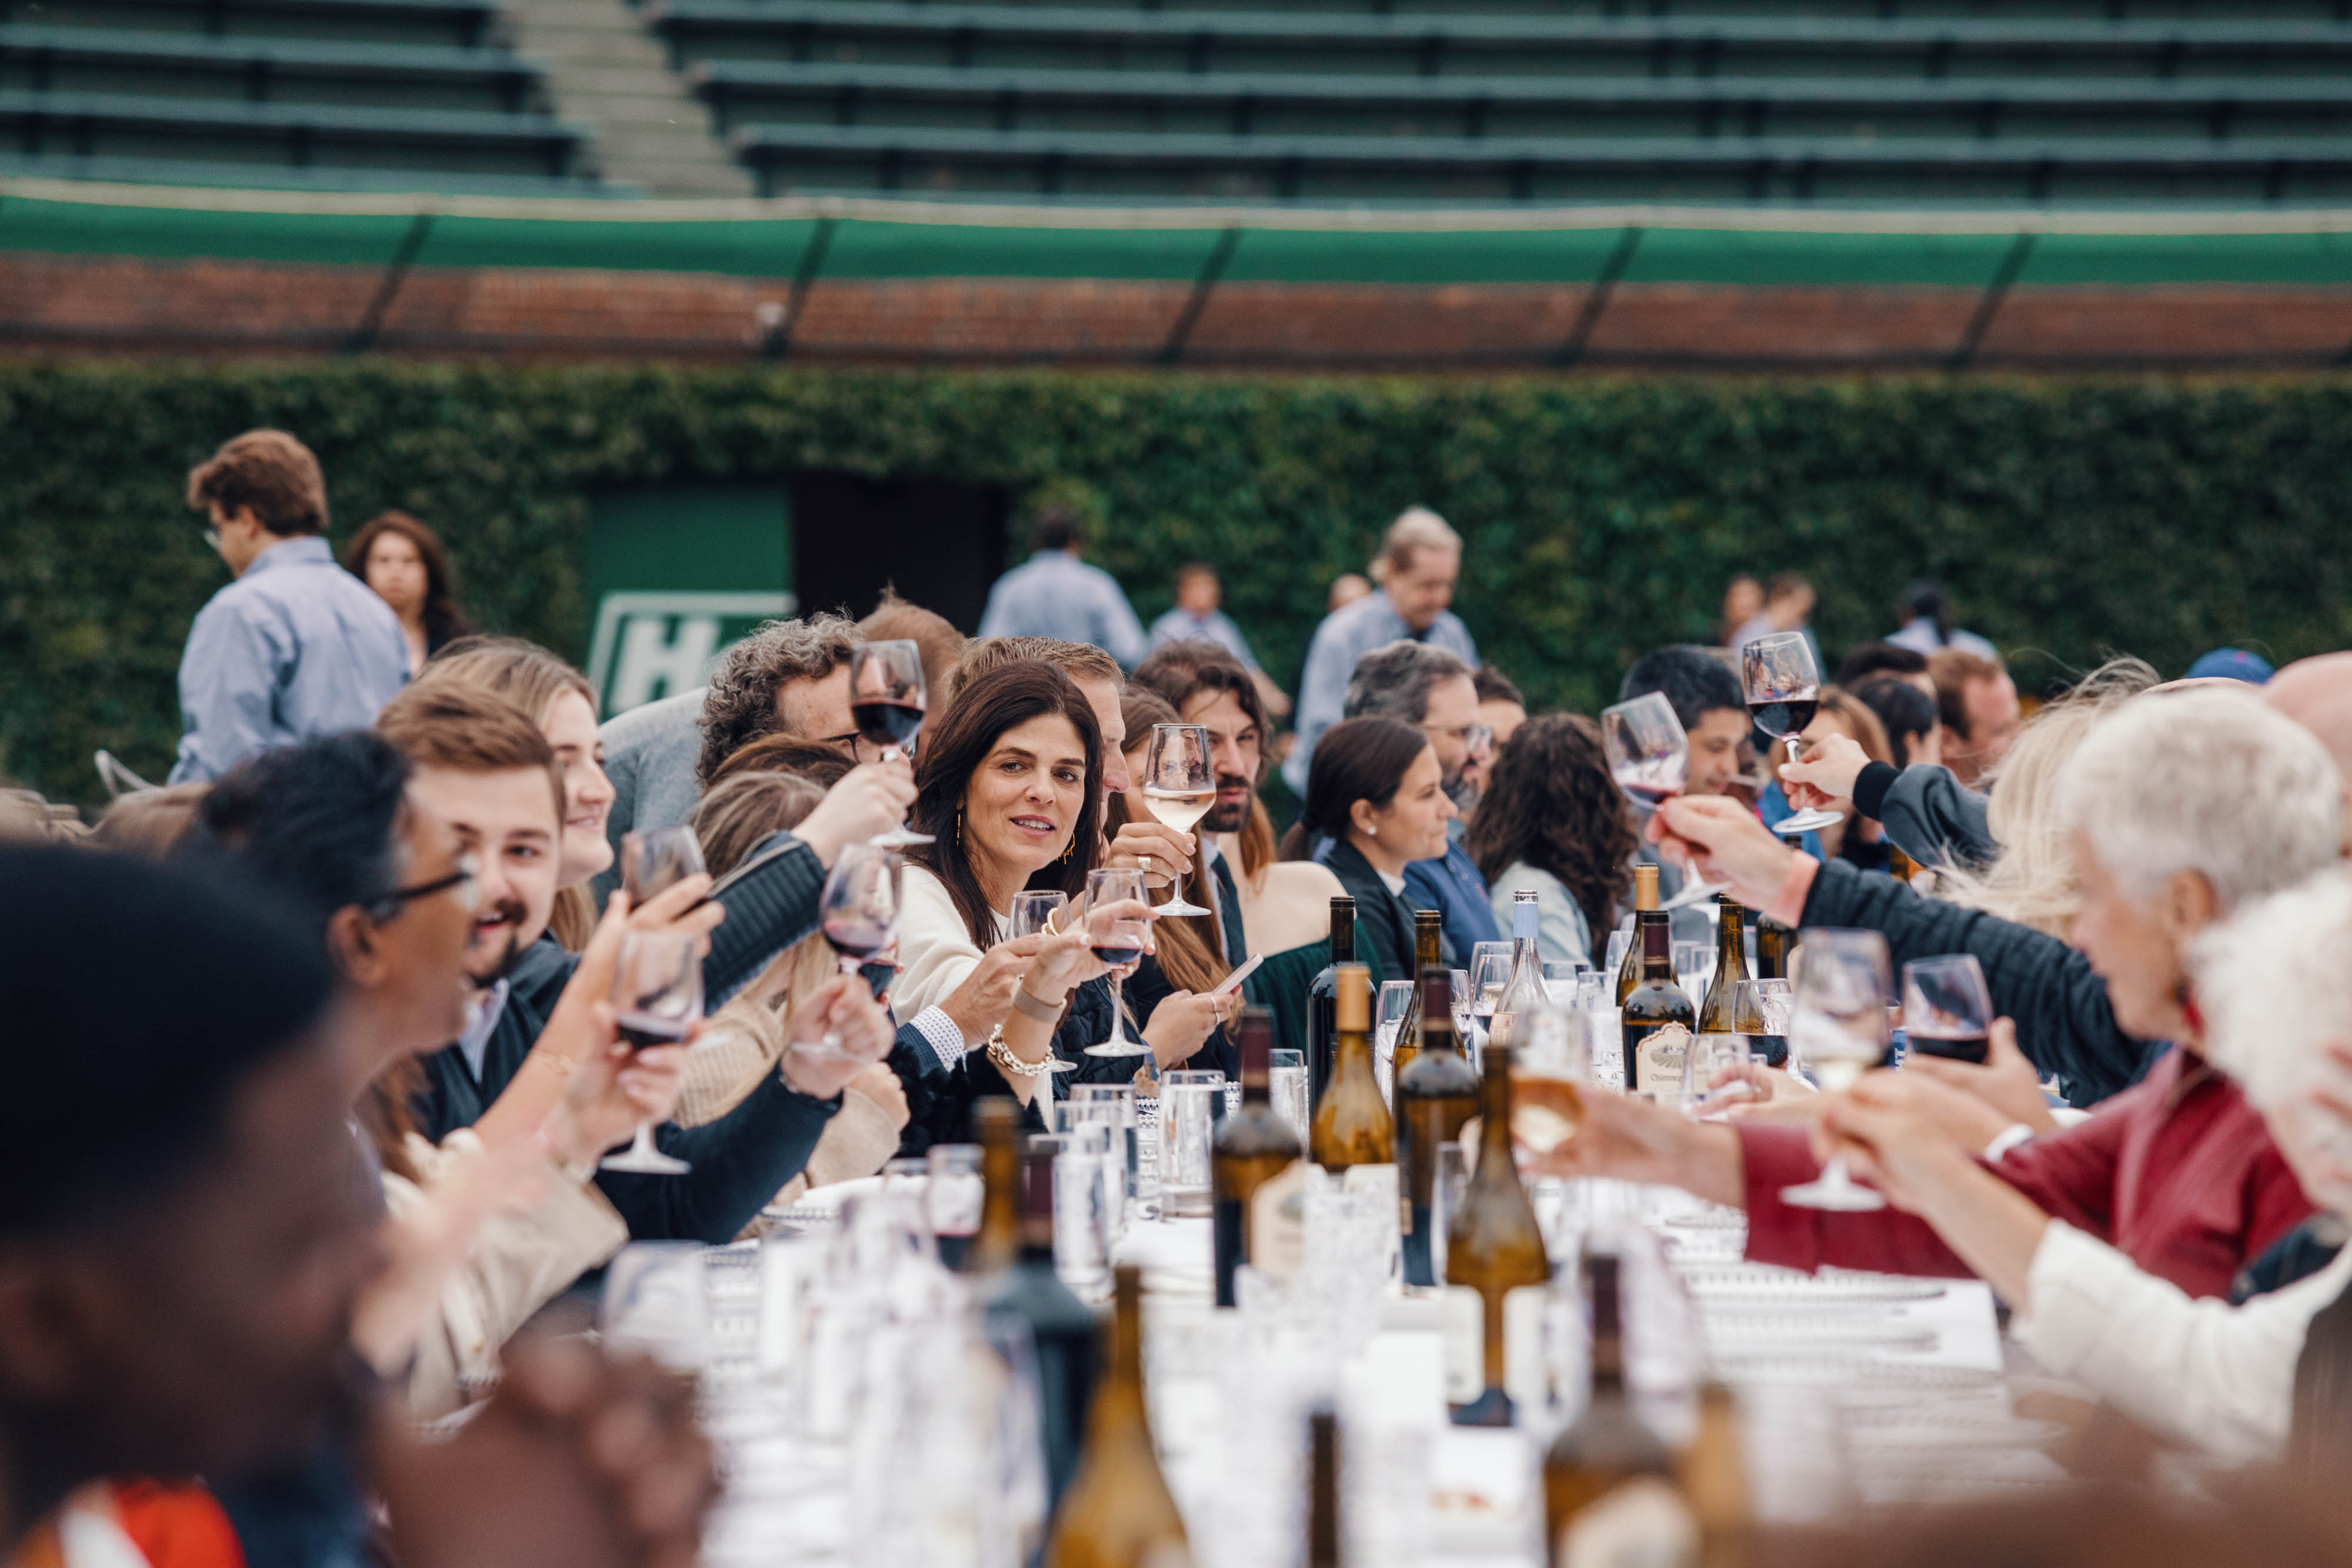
[368,855,480,920]
[1422,721,1495,756]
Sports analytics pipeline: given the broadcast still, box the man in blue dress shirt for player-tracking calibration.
[1284,506,1476,795]
[169,429,409,783]
[976,505,1148,669]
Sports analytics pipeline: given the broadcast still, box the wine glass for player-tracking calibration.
[1007,889,1077,1073]
[1681,1032,1758,1118]
[1083,868,1152,1058]
[1733,977,1793,1061]
[1138,724,1215,917]
[1902,954,1994,1065]
[602,930,700,1175]
[622,825,706,905]
[1779,928,1893,1211]
[1599,692,1730,912]
[1743,630,1843,837]
[851,638,933,849]
[1470,948,1516,1032]
[806,841,900,1060]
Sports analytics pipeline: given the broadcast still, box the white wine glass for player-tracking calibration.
[1083,868,1152,1058]
[1743,630,1843,837]
[803,841,899,1062]
[602,930,700,1175]
[1779,928,1892,1212]
[1138,723,1215,917]
[851,639,933,848]
[1600,692,1730,912]
[1007,890,1077,1073]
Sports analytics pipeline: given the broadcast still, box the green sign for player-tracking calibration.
[583,483,793,717]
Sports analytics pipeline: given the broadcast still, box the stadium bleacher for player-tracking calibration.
[0,0,607,193]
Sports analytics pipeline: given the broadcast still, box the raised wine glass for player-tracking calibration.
[602,930,700,1175]
[1742,630,1843,837]
[806,840,900,1061]
[1779,928,1893,1212]
[1083,867,1152,1058]
[622,825,706,905]
[1599,691,1730,912]
[851,638,933,850]
[1007,889,1077,1072]
[1138,723,1215,917]
[1902,954,1994,1065]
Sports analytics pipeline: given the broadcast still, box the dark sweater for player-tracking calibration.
[894,977,1124,1155]
[1852,762,1996,872]
[1799,857,2151,1106]
[1318,837,1444,984]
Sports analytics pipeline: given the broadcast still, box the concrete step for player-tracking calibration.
[499,0,754,198]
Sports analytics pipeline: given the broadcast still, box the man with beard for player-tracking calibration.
[1338,640,1502,964]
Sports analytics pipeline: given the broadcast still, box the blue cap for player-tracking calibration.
[1513,895,1539,942]
[2184,648,2274,685]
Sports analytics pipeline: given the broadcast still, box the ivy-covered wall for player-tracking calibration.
[5,362,2351,807]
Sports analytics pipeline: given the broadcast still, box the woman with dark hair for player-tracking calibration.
[1465,714,1637,971]
[346,510,475,676]
[1282,716,1457,982]
[889,661,1147,1111]
[1851,674,1942,770]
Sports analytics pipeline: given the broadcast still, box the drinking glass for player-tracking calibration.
[1733,977,1794,1068]
[1160,1069,1225,1219]
[1602,693,1735,912]
[926,1145,985,1269]
[602,930,699,1175]
[1083,868,1152,1058]
[601,1242,710,1370]
[1509,1010,1588,1165]
[1673,939,1712,1009]
[1742,630,1842,836]
[1054,1106,1129,1241]
[1373,979,1414,1100]
[808,840,900,1059]
[1071,1082,1140,1201]
[1902,954,1994,1065]
[1470,941,1514,1012]
[1449,967,1477,1044]
[1603,921,1633,980]
[1780,928,1893,1212]
[851,640,933,848]
[1007,891,1079,1072]
[1139,724,1215,917]
[622,825,706,905]
[1681,1033,1758,1117]
[1031,1132,1111,1299]
[1268,1047,1311,1144]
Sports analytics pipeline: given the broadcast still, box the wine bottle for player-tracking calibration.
[1695,895,1750,1035]
[1751,911,1792,1069]
[1306,1407,1342,1568]
[1395,968,1480,1289]
[1489,890,1553,1051]
[1678,1382,1750,1568]
[1615,865,1659,1007]
[977,1105,1100,1518]
[1043,1263,1193,1568]
[1443,1042,1551,1427]
[1619,913,1695,1097]
[965,1094,1024,1275]
[1391,910,1445,1102]
[1214,1006,1305,1308]
[1309,964,1393,1172]
[1541,1253,1689,1568]
[1307,895,1357,1112]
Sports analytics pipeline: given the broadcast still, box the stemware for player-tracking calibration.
[1083,868,1152,1058]
[851,638,933,849]
[807,841,900,1060]
[1742,630,1843,837]
[1732,977,1794,1068]
[1779,928,1893,1212]
[602,930,700,1175]
[1902,954,1994,1065]
[1599,691,1731,911]
[1681,1032,1759,1118]
[1138,723,1215,917]
[1469,948,1516,1034]
[1006,889,1077,1073]
[622,825,706,905]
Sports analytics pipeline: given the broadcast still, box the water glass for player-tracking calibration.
[1672,940,1712,1007]
[1056,1104,1129,1241]
[1031,1132,1111,1300]
[1070,1082,1140,1201]
[1160,1069,1225,1219]
[1431,1142,1471,1281]
[924,1144,984,1269]
[1268,1048,1311,1144]
[1603,918,1633,979]
[601,1242,711,1372]
[1681,1033,1759,1117]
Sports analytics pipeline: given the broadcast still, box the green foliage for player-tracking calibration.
[5,361,2351,806]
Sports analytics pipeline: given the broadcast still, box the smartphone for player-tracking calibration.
[1209,951,1265,999]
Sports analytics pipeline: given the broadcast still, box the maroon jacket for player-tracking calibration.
[1738,1048,2313,1300]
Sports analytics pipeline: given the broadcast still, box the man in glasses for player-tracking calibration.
[169,429,409,784]
[1338,640,1503,963]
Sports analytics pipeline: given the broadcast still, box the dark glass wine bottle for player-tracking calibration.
[1444,1042,1551,1428]
[1043,1263,1193,1568]
[1696,895,1750,1035]
[977,1104,1100,1519]
[1307,895,1357,1112]
[1615,864,1659,1007]
[1619,914,1695,1096]
[1390,910,1445,1104]
[1306,1407,1341,1568]
[964,1093,1024,1276]
[1542,1253,1688,1568]
[1395,968,1479,1289]
[1309,964,1393,1172]
[1752,858,1793,1068]
[1214,1006,1305,1308]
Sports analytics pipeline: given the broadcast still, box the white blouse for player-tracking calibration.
[888,864,1010,1019]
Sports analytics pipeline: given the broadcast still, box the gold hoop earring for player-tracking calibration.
[1060,831,1075,864]
[956,803,965,848]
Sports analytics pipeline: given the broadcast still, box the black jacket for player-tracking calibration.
[1319,837,1431,985]
[1853,762,1996,871]
[1799,857,2153,1106]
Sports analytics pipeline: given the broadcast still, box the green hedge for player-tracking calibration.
[5,362,2351,807]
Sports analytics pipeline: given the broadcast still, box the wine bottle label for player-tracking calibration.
[1441,1285,1484,1404]
[1625,1021,1691,1098]
[1556,1476,1697,1568]
[1440,1284,1549,1407]
[1250,1160,1309,1281]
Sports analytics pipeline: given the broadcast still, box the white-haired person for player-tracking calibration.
[1542,688,2338,1303]
[1816,861,2352,1472]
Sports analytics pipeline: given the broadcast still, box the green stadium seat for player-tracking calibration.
[0,0,501,51]
[0,26,542,113]
[0,146,625,192]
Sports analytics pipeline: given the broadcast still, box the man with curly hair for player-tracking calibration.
[594,613,860,898]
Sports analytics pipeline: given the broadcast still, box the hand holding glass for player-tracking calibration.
[622,826,706,905]
[1600,691,1729,911]
[1006,890,1077,1073]
[851,639,933,848]
[1743,631,1842,837]
[602,930,701,1175]
[1138,724,1215,917]
[1084,868,1152,1058]
[810,841,900,1060]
